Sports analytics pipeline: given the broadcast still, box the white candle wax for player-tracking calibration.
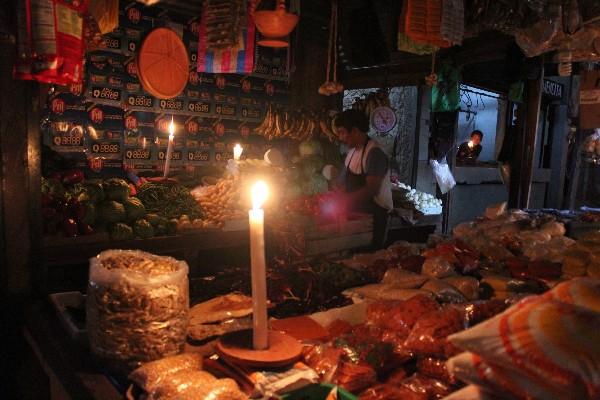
[249,208,268,349]
[163,117,175,179]
[233,143,243,161]
[249,181,269,350]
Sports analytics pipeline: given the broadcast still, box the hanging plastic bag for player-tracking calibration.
[429,158,456,194]
[15,0,88,85]
[88,0,119,34]
[431,63,460,112]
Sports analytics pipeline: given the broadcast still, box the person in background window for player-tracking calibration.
[334,109,393,249]
[457,130,483,163]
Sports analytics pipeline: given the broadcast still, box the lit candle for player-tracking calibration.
[468,140,474,149]
[233,143,243,161]
[163,117,175,179]
[249,181,269,350]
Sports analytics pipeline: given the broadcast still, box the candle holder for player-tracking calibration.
[216,181,302,368]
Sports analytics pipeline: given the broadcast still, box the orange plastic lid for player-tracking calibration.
[137,28,189,99]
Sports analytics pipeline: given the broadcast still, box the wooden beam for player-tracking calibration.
[518,63,545,208]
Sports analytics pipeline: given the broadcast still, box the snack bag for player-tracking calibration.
[367,294,440,336]
[448,299,600,399]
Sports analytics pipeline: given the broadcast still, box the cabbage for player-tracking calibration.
[124,197,146,221]
[109,223,133,241]
[303,174,329,196]
[299,155,325,176]
[97,200,126,223]
[103,178,130,202]
[299,140,323,157]
[83,181,105,203]
[133,219,154,239]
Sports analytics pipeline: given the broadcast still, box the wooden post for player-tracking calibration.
[0,11,42,297]
[518,64,545,208]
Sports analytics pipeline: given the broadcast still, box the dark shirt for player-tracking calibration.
[456,142,482,162]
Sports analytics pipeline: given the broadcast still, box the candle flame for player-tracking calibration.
[233,143,243,160]
[468,140,474,149]
[251,181,268,210]
[169,116,175,139]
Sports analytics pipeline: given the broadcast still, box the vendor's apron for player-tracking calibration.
[345,140,390,249]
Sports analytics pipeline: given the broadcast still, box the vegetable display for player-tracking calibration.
[194,175,245,228]
[137,182,202,221]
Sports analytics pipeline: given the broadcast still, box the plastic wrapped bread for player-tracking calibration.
[86,250,189,374]
[344,284,433,302]
[448,299,600,399]
[381,269,429,288]
[129,353,203,392]
[421,279,466,303]
[443,276,479,300]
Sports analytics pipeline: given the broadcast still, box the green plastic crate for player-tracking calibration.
[281,383,357,400]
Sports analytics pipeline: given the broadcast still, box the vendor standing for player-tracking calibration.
[334,109,393,249]
[456,130,483,163]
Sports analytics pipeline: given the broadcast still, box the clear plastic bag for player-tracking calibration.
[86,250,189,374]
[429,159,456,194]
[404,307,463,357]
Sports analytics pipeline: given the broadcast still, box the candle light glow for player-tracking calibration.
[468,140,474,149]
[251,180,269,210]
[163,116,175,179]
[233,143,243,161]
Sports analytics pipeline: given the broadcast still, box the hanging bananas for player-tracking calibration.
[254,106,340,143]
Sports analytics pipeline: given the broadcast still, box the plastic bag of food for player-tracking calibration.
[382,269,429,288]
[150,376,246,400]
[562,249,590,278]
[416,357,455,384]
[484,202,507,220]
[146,370,217,400]
[397,255,426,273]
[421,279,466,303]
[359,383,427,400]
[443,276,479,300]
[87,250,189,374]
[448,299,600,399]
[345,284,433,302]
[303,344,343,381]
[422,257,457,278]
[446,352,570,400]
[335,360,377,394]
[543,278,600,313]
[588,255,600,278]
[367,295,440,335]
[129,353,203,392]
[400,373,455,399]
[404,307,463,357]
[452,300,508,328]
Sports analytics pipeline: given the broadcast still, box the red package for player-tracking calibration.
[335,360,377,394]
[359,384,428,400]
[416,357,455,384]
[302,345,342,380]
[400,373,455,399]
[452,299,508,328]
[368,295,440,336]
[15,0,88,84]
[404,307,463,357]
